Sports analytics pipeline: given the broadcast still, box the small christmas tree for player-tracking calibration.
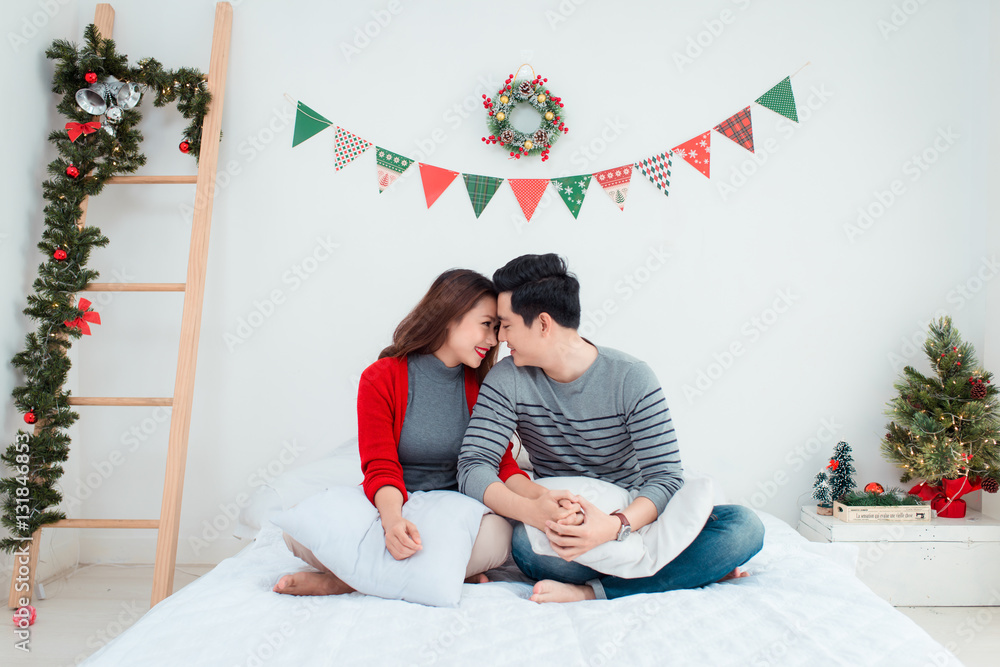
[881,317,1000,487]
[812,471,832,509]
[827,441,857,503]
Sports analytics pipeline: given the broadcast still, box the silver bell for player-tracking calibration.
[75,83,108,115]
[115,82,142,109]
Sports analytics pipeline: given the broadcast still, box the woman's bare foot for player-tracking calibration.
[529,580,596,603]
[464,573,490,584]
[273,571,354,596]
[717,567,750,583]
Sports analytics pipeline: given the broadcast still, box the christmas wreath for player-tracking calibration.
[481,71,567,161]
[0,25,213,552]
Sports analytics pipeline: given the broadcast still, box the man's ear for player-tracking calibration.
[538,312,552,336]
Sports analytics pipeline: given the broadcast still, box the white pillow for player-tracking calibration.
[236,439,363,539]
[525,472,716,579]
[271,486,488,607]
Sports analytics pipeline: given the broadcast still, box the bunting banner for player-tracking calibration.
[635,153,673,196]
[419,163,460,208]
[292,101,332,147]
[755,76,798,122]
[292,66,807,221]
[463,173,504,218]
[672,132,711,178]
[714,107,755,153]
[334,126,371,171]
[376,147,414,193]
[508,179,549,222]
[550,174,591,219]
[594,165,633,211]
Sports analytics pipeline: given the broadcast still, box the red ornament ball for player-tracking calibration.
[864,482,885,495]
[179,141,191,154]
[53,249,67,261]
[66,165,79,179]
[12,605,36,628]
[85,71,98,84]
[23,411,37,425]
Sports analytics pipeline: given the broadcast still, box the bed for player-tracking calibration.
[81,493,961,665]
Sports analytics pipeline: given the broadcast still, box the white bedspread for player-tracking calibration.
[82,511,960,667]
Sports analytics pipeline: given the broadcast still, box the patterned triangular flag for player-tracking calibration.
[714,107,754,153]
[593,165,634,211]
[672,132,711,178]
[292,101,332,147]
[375,147,415,193]
[550,175,591,219]
[463,174,504,218]
[634,153,673,197]
[755,76,798,122]
[334,127,371,171]
[418,163,459,208]
[508,179,549,222]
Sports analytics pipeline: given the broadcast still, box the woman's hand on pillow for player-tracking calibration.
[544,497,619,561]
[556,498,585,526]
[382,515,422,560]
[526,490,583,531]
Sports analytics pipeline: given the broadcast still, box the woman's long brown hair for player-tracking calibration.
[379,269,500,384]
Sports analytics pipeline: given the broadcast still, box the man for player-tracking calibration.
[458,254,764,603]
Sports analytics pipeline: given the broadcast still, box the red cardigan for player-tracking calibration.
[358,356,527,505]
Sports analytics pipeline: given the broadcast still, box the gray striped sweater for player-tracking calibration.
[457,346,683,514]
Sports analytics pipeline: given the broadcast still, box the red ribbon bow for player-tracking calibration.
[909,477,981,518]
[65,121,102,142]
[63,298,102,335]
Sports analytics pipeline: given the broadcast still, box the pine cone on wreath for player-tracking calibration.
[982,477,999,494]
[532,129,549,146]
[516,80,535,99]
[499,129,515,145]
[971,383,987,400]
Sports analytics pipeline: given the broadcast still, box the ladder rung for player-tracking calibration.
[105,175,197,184]
[45,519,160,529]
[83,283,186,292]
[68,397,173,407]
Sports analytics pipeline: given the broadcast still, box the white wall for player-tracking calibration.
[0,0,994,568]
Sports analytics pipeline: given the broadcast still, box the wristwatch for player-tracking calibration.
[610,511,631,542]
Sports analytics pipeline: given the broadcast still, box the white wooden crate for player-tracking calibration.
[796,504,1000,606]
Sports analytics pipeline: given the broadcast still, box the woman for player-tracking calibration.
[274,269,535,596]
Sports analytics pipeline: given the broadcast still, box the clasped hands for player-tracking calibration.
[535,489,620,562]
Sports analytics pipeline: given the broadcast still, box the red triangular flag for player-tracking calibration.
[418,163,460,209]
[508,179,549,222]
[714,107,755,153]
[593,165,634,211]
[672,132,711,178]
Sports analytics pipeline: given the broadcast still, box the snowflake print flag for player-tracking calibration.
[375,147,414,193]
[593,165,633,211]
[550,175,592,219]
[672,132,711,178]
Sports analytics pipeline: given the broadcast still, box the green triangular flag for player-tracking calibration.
[550,174,592,219]
[755,76,798,122]
[292,101,333,147]
[462,174,504,218]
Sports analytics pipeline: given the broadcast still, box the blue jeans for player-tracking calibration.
[511,504,764,599]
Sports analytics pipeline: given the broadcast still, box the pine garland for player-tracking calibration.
[0,25,212,553]
[839,488,925,507]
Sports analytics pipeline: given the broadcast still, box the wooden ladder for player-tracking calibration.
[7,2,232,609]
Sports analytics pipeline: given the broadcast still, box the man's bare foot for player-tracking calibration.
[529,580,596,603]
[273,571,354,596]
[464,573,490,584]
[717,567,750,583]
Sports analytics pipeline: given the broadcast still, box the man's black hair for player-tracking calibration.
[492,254,581,329]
